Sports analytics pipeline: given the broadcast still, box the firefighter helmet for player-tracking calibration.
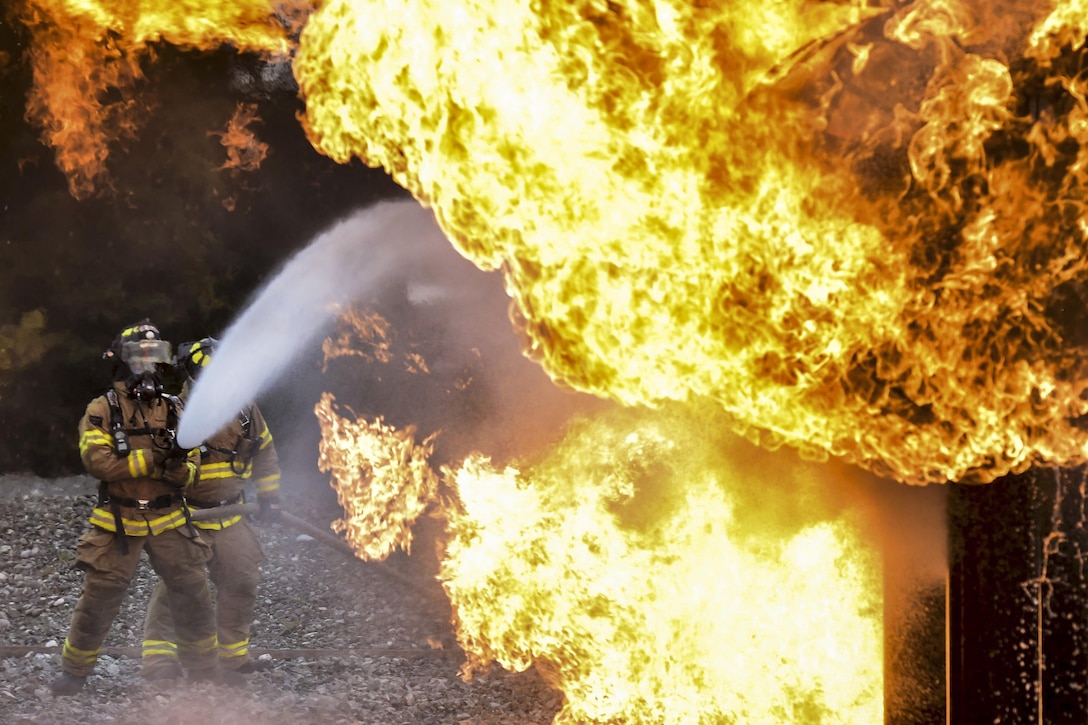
[104,320,172,372]
[174,337,218,381]
[103,319,172,398]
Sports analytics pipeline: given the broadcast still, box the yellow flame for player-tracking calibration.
[315,313,883,721]
[440,408,882,724]
[293,0,1088,486]
[315,393,438,560]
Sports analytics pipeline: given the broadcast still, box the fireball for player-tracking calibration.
[296,0,1088,487]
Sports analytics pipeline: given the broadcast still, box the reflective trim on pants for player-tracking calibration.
[61,526,216,677]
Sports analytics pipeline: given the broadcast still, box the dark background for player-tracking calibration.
[0,13,410,476]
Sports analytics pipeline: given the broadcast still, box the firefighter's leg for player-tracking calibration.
[145,526,218,674]
[141,577,182,678]
[206,522,266,671]
[61,528,145,677]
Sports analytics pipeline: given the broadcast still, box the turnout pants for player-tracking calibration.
[61,524,217,677]
[143,520,266,674]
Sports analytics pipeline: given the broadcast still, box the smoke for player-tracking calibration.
[179,198,487,447]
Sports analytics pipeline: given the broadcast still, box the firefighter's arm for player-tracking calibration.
[78,398,157,481]
[152,444,200,489]
[249,406,282,498]
[257,492,282,521]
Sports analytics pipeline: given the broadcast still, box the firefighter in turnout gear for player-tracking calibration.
[51,320,233,696]
[141,337,283,680]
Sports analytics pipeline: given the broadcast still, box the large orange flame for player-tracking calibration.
[24,2,1088,485]
[14,0,298,198]
[295,1,1088,487]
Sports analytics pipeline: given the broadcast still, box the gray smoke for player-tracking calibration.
[177,199,484,448]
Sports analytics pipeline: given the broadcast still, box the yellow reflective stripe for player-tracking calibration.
[257,429,273,449]
[135,449,152,476]
[88,506,189,536]
[218,639,249,658]
[196,470,239,481]
[200,461,252,474]
[146,510,188,536]
[126,449,152,478]
[256,479,280,495]
[80,430,112,445]
[88,508,118,531]
[177,634,218,657]
[199,461,253,479]
[192,515,243,530]
[80,430,113,455]
[142,640,179,658]
[62,639,99,665]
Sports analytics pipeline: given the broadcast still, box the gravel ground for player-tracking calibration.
[0,473,561,725]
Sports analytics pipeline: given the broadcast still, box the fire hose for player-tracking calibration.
[188,502,431,597]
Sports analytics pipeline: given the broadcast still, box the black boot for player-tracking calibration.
[142,662,183,688]
[234,658,273,674]
[188,667,248,687]
[50,672,87,696]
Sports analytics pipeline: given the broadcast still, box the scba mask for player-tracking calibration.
[121,339,172,400]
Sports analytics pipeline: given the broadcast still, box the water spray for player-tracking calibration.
[178,199,473,448]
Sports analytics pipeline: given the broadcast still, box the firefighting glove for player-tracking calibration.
[152,445,193,488]
[156,460,194,489]
[258,496,282,522]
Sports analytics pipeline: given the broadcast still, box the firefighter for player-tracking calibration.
[51,320,240,696]
[141,336,283,681]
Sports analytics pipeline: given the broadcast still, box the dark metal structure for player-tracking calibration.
[947,466,1088,724]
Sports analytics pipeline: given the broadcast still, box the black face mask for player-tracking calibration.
[126,371,163,401]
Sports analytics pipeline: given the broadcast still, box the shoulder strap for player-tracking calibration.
[238,407,252,437]
[104,389,168,442]
[164,395,181,431]
[104,389,131,457]
[105,389,124,431]
[201,407,256,468]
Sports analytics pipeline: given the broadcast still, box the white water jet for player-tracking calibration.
[178,199,478,448]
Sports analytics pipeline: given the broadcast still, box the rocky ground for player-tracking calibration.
[0,473,562,725]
